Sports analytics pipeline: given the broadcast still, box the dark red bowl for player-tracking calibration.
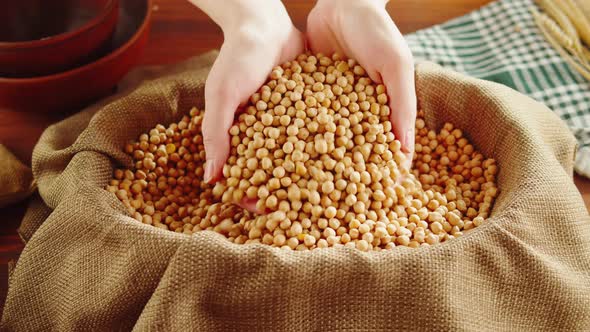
[0,0,120,77]
[0,0,152,112]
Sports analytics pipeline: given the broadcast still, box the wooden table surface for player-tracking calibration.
[1,0,589,309]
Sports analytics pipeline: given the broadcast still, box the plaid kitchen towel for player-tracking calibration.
[406,0,590,178]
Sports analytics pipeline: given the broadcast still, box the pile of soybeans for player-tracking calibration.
[106,53,499,251]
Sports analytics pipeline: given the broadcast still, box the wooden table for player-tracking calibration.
[1,0,589,309]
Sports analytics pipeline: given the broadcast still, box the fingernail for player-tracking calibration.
[403,129,415,154]
[204,160,215,184]
[403,157,413,172]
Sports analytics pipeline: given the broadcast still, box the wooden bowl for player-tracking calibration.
[0,0,120,77]
[0,0,152,112]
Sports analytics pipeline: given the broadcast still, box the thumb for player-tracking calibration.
[202,65,241,184]
[380,51,417,169]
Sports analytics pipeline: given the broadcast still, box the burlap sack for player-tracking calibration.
[2,51,589,331]
[0,145,35,208]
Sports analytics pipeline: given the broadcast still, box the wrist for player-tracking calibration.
[317,0,388,8]
[191,0,290,36]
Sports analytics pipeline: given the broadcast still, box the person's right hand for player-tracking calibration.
[189,0,305,184]
[306,0,417,170]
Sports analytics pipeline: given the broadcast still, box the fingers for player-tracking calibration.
[306,12,344,55]
[202,57,242,184]
[279,27,306,64]
[380,49,417,167]
[236,197,266,214]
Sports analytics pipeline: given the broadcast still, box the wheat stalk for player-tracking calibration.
[557,0,590,49]
[532,9,590,80]
[534,0,582,53]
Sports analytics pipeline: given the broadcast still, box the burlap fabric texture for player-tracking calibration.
[0,145,35,208]
[1,51,589,331]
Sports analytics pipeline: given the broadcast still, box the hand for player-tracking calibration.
[306,0,417,169]
[189,0,305,183]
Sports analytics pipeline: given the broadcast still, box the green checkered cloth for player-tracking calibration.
[406,0,590,178]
